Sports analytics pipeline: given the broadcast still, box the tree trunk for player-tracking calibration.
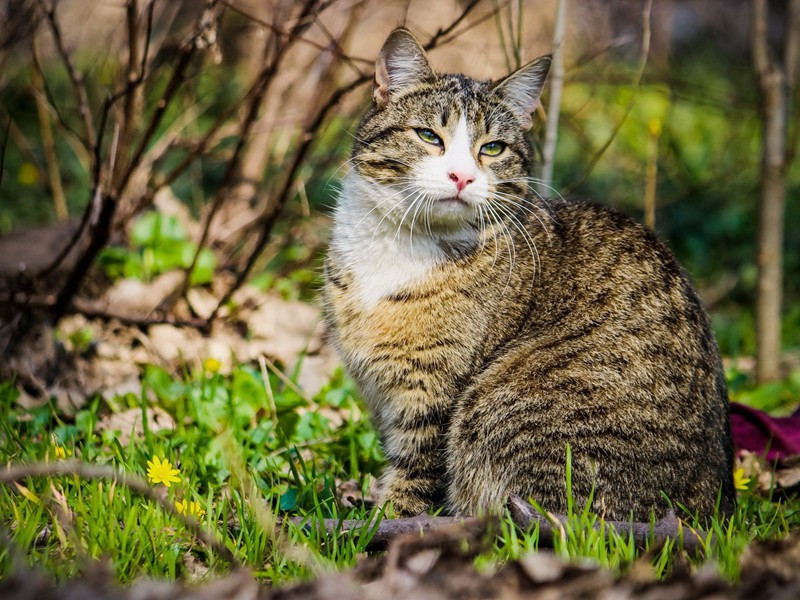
[752,0,792,384]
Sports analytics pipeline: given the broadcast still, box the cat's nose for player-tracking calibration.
[449,171,475,191]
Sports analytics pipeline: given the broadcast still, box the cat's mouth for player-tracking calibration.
[440,196,469,206]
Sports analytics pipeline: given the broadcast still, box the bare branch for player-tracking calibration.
[35,96,113,280]
[283,494,706,554]
[208,0,483,319]
[0,461,238,565]
[37,0,96,151]
[181,0,323,297]
[563,0,652,197]
[220,0,372,70]
[0,117,8,188]
[51,193,116,322]
[785,0,800,92]
[539,0,568,194]
[753,0,771,78]
[31,35,67,221]
[752,0,789,383]
[112,0,145,188]
[0,293,207,328]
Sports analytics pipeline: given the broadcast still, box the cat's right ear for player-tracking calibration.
[493,55,551,130]
[374,28,434,108]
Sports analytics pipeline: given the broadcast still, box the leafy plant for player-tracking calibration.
[98,211,216,285]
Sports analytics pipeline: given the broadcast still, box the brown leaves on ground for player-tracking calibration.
[18,280,340,416]
[4,522,800,600]
[737,450,800,497]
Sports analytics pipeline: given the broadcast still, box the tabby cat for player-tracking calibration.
[323,28,735,520]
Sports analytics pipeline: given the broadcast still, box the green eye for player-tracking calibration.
[480,141,506,157]
[416,128,443,146]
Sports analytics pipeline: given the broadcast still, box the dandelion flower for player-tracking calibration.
[175,498,206,518]
[733,467,751,492]
[146,456,181,487]
[203,357,221,373]
[50,443,72,460]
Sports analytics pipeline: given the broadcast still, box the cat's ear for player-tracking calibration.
[493,55,551,129]
[374,28,434,108]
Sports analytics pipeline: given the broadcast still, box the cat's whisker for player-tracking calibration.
[392,190,426,246]
[496,177,565,205]
[408,191,431,257]
[489,190,553,244]
[370,188,421,245]
[483,201,515,284]
[354,183,418,232]
[490,199,541,284]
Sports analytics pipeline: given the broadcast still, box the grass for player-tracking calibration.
[1,362,799,587]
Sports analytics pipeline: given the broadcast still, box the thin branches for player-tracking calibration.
[207,0,483,320]
[539,0,568,195]
[181,0,322,296]
[30,34,67,221]
[563,0,652,197]
[36,0,95,150]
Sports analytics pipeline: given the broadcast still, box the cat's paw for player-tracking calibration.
[382,491,430,517]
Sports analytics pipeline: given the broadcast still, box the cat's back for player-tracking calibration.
[446,199,736,519]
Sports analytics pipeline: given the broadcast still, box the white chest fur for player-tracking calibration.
[331,172,449,310]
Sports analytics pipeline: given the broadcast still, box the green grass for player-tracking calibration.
[1,365,799,586]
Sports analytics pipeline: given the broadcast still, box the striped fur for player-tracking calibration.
[323,28,735,520]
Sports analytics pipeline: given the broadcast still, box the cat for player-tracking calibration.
[323,27,735,521]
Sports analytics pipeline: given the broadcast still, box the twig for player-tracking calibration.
[208,1,482,320]
[505,494,705,553]
[436,0,509,48]
[35,89,114,281]
[0,461,238,565]
[644,118,660,229]
[220,0,371,69]
[285,494,707,554]
[0,294,206,328]
[181,0,322,297]
[563,0,652,196]
[112,0,145,189]
[0,117,8,188]
[284,513,482,552]
[37,0,96,151]
[51,193,116,323]
[31,35,68,221]
[539,0,568,194]
[116,35,198,198]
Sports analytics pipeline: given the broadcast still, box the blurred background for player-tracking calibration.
[0,0,798,403]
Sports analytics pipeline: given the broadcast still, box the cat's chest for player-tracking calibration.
[340,234,441,310]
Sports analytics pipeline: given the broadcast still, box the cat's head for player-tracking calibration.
[350,27,550,235]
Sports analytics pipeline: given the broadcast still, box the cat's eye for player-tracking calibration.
[415,128,443,147]
[480,141,506,157]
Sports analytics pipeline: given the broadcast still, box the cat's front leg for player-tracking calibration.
[375,396,449,516]
[378,464,439,516]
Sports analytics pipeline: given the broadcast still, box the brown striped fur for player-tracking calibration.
[323,28,735,520]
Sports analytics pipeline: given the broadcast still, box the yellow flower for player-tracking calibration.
[734,467,751,492]
[50,439,72,460]
[146,456,181,487]
[175,498,206,518]
[647,117,662,138]
[17,163,39,186]
[203,357,221,373]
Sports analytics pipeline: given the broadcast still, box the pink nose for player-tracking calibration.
[449,171,475,191]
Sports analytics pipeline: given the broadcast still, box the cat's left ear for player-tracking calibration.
[493,55,552,129]
[374,28,434,108]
